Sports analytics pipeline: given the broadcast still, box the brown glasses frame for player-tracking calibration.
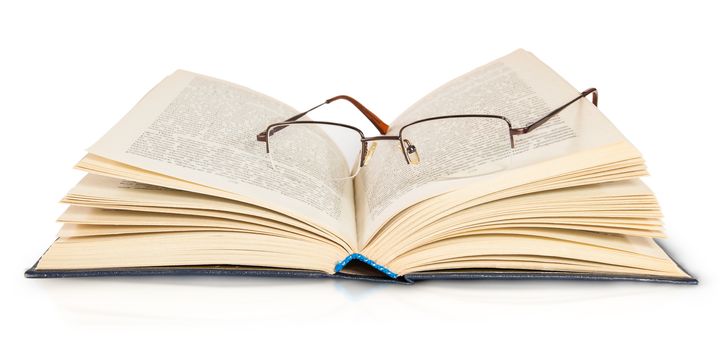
[257,88,598,168]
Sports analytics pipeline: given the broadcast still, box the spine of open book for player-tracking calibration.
[334,253,399,278]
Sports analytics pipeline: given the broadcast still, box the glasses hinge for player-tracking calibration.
[510,127,528,135]
[256,132,268,142]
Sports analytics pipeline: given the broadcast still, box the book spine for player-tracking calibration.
[334,253,398,278]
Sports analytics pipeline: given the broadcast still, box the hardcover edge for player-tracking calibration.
[404,239,698,284]
[24,239,697,285]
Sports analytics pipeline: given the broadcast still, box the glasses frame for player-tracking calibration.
[257,88,598,169]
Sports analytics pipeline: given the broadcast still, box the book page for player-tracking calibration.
[87,71,357,248]
[355,49,633,246]
[389,234,688,278]
[65,174,326,236]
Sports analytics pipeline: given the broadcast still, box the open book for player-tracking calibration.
[26,49,696,284]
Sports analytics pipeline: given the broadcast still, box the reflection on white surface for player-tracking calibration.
[29,276,685,324]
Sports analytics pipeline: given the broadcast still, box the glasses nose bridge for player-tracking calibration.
[361,135,400,142]
[359,135,402,167]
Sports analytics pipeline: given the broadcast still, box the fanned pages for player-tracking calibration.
[28,49,695,284]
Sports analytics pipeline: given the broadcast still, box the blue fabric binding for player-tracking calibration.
[334,253,398,279]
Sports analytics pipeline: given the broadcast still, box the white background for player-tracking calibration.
[2,1,721,348]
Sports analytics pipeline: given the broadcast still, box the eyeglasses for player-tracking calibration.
[257,88,598,181]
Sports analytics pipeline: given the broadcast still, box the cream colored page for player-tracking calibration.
[355,49,633,245]
[87,70,357,247]
[66,174,321,233]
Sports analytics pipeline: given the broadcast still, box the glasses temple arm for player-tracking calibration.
[325,95,390,134]
[257,95,389,141]
[513,88,598,135]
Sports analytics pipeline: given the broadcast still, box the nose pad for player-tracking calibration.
[363,141,378,165]
[402,139,420,165]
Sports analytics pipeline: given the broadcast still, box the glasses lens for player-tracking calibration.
[399,117,513,179]
[266,123,363,181]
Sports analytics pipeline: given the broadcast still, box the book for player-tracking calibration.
[25,49,696,284]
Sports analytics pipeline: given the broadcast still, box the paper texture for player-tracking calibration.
[87,71,358,248]
[354,49,632,245]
